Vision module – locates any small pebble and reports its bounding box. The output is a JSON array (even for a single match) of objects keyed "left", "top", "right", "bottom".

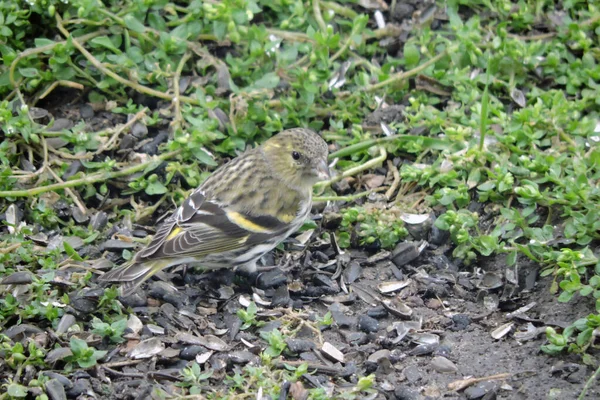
[
  {"left": 430, "top": 356, "right": 458, "bottom": 373},
  {"left": 344, "top": 331, "right": 368, "bottom": 346},
  {"left": 285, "top": 338, "right": 316, "bottom": 353},
  {"left": 367, "top": 305, "right": 388, "bottom": 319},
  {"left": 256, "top": 269, "right": 287, "bottom": 289},
  {"left": 391, "top": 242, "right": 421, "bottom": 267},
  {"left": 394, "top": 386, "right": 420, "bottom": 400},
  {"left": 426, "top": 298, "right": 443, "bottom": 309},
  {"left": 45, "top": 379, "right": 67, "bottom": 400},
  {"left": 358, "top": 315, "right": 379, "bottom": 333},
  {"left": 66, "top": 379, "right": 92, "bottom": 398},
  {"left": 180, "top": 346, "right": 207, "bottom": 361},
  {"left": 56, "top": 314, "right": 76, "bottom": 335},
  {"left": 402, "top": 365, "right": 422, "bottom": 383},
  {"left": 367, "top": 349, "right": 391, "bottom": 363},
  {"left": 79, "top": 104, "right": 94, "bottom": 119},
  {"left": 90, "top": 211, "right": 108, "bottom": 231},
  {"left": 464, "top": 381, "right": 497, "bottom": 399},
  {"left": 451, "top": 314, "right": 471, "bottom": 331}
]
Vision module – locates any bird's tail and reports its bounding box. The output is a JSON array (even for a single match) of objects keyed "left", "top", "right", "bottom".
[{"left": 99, "top": 259, "right": 171, "bottom": 293}]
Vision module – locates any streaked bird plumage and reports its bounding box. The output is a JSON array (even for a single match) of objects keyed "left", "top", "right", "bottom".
[{"left": 99, "top": 128, "right": 329, "bottom": 291}]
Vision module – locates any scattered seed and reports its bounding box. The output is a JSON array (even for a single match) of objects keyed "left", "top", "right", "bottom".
[
  {"left": 431, "top": 356, "right": 458, "bottom": 373},
  {"left": 378, "top": 279, "right": 412, "bottom": 294},
  {"left": 128, "top": 338, "right": 165, "bottom": 359},
  {"left": 321, "top": 342, "right": 344, "bottom": 363},
  {"left": 491, "top": 322, "right": 514, "bottom": 340}
]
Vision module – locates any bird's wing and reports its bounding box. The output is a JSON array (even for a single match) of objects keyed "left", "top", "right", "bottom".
[{"left": 135, "top": 189, "right": 292, "bottom": 261}]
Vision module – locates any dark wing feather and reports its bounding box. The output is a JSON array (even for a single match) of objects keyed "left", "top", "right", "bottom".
[{"left": 135, "top": 189, "right": 292, "bottom": 262}]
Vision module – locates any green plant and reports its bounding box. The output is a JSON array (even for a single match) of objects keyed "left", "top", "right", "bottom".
[
  {"left": 65, "top": 337, "right": 107, "bottom": 369},
  {"left": 338, "top": 205, "right": 409, "bottom": 249},
  {"left": 179, "top": 362, "right": 213, "bottom": 395},
  {"left": 237, "top": 301, "right": 264, "bottom": 330},
  {"left": 91, "top": 317, "right": 127, "bottom": 343},
  {"left": 260, "top": 328, "right": 287, "bottom": 358}
]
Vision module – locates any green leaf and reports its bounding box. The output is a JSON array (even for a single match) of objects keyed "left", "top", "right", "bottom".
[
  {"left": 148, "top": 12, "right": 167, "bottom": 31},
  {"left": 404, "top": 43, "right": 420, "bottom": 67},
  {"left": 0, "top": 26, "right": 12, "bottom": 37},
  {"left": 35, "top": 38, "right": 55, "bottom": 47},
  {"left": 580, "top": 285, "right": 593, "bottom": 296},
  {"left": 89, "top": 36, "right": 121, "bottom": 53},
  {"left": 63, "top": 241, "right": 83, "bottom": 261},
  {"left": 69, "top": 337, "right": 88, "bottom": 356},
  {"left": 193, "top": 148, "right": 217, "bottom": 166},
  {"left": 506, "top": 251, "right": 517, "bottom": 266},
  {"left": 124, "top": 15, "right": 146, "bottom": 33},
  {"left": 557, "top": 291, "right": 574, "bottom": 303},
  {"left": 576, "top": 328, "right": 593, "bottom": 347},
  {"left": 6, "top": 383, "right": 28, "bottom": 397},
  {"left": 145, "top": 181, "right": 168, "bottom": 195},
  {"left": 253, "top": 72, "right": 280, "bottom": 90},
  {"left": 18, "top": 68, "right": 39, "bottom": 78},
  {"left": 77, "top": 357, "right": 97, "bottom": 368}
]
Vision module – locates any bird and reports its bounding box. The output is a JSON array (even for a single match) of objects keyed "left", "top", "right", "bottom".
[{"left": 99, "top": 128, "right": 330, "bottom": 291}]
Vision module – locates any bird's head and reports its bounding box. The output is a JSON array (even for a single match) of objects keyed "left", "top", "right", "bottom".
[{"left": 261, "top": 128, "right": 330, "bottom": 191}]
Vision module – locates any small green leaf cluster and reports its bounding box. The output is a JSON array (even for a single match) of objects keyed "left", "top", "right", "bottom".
[
  {"left": 91, "top": 316, "right": 127, "bottom": 343},
  {"left": 66, "top": 337, "right": 107, "bottom": 369},
  {"left": 338, "top": 205, "right": 409, "bottom": 249}
]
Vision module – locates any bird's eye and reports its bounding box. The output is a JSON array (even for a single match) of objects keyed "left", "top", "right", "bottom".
[{"left": 292, "top": 151, "right": 301, "bottom": 160}]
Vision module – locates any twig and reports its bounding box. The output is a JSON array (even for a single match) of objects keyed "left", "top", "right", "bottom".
[
  {"left": 0, "top": 243, "right": 22, "bottom": 254},
  {"left": 448, "top": 372, "right": 511, "bottom": 391},
  {"left": 38, "top": 80, "right": 85, "bottom": 100},
  {"left": 46, "top": 167, "right": 88, "bottom": 216},
  {"left": 100, "top": 359, "right": 143, "bottom": 368},
  {"left": 322, "top": 1, "right": 358, "bottom": 19},
  {"left": 171, "top": 52, "right": 192, "bottom": 131},
  {"left": 314, "top": 187, "right": 386, "bottom": 203},
  {"left": 0, "top": 150, "right": 181, "bottom": 198},
  {"left": 371, "top": 25, "right": 404, "bottom": 39},
  {"left": 385, "top": 160, "right": 400, "bottom": 200},
  {"left": 266, "top": 28, "right": 315, "bottom": 43},
  {"left": 102, "top": 366, "right": 144, "bottom": 378},
  {"left": 47, "top": 147, "right": 94, "bottom": 160},
  {"left": 312, "top": 0, "right": 328, "bottom": 33},
  {"left": 316, "top": 146, "right": 387, "bottom": 188},
  {"left": 95, "top": 108, "right": 148, "bottom": 155}
]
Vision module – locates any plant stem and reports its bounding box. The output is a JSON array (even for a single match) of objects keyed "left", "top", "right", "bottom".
[
  {"left": 314, "top": 188, "right": 384, "bottom": 203},
  {"left": 313, "top": 0, "right": 328, "bottom": 32},
  {"left": 578, "top": 363, "right": 600, "bottom": 400},
  {"left": 317, "top": 147, "right": 387, "bottom": 188},
  {"left": 334, "top": 50, "right": 448, "bottom": 97},
  {"left": 322, "top": 1, "right": 358, "bottom": 19},
  {"left": 328, "top": 134, "right": 462, "bottom": 160},
  {"left": 0, "top": 150, "right": 181, "bottom": 198}
]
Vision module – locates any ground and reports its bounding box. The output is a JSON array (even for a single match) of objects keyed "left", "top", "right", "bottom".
[{"left": 1, "top": 0, "right": 600, "bottom": 399}]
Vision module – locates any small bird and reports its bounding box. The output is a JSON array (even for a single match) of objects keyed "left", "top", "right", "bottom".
[{"left": 100, "top": 128, "right": 329, "bottom": 291}]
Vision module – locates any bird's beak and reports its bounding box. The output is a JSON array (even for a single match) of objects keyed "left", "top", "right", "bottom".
[{"left": 314, "top": 159, "right": 330, "bottom": 181}]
